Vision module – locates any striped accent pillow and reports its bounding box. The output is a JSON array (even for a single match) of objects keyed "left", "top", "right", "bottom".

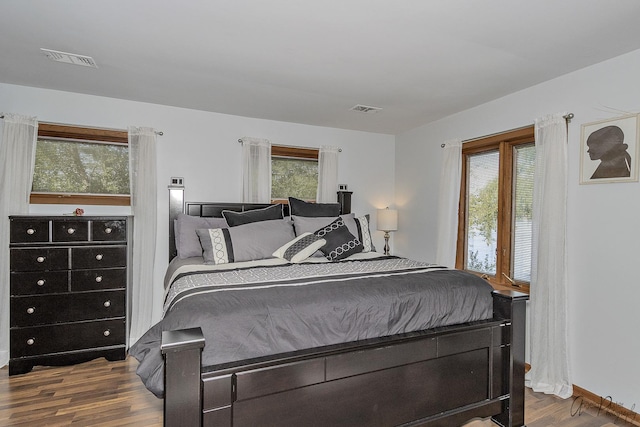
[{"left": 273, "top": 233, "right": 326, "bottom": 263}]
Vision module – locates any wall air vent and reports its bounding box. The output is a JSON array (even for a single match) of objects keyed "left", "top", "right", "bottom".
[
  {"left": 350, "top": 104, "right": 382, "bottom": 114},
  {"left": 40, "top": 48, "right": 98, "bottom": 68}
]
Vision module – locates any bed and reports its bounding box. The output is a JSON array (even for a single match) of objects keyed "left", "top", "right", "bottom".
[{"left": 129, "top": 188, "right": 528, "bottom": 427}]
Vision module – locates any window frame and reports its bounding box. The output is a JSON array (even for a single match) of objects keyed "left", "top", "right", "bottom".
[
  {"left": 455, "top": 126, "right": 534, "bottom": 292},
  {"left": 270, "top": 145, "right": 319, "bottom": 203},
  {"left": 31, "top": 123, "right": 130, "bottom": 206}
]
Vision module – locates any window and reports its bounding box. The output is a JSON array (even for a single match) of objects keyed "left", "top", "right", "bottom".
[
  {"left": 456, "top": 126, "right": 535, "bottom": 291},
  {"left": 31, "top": 123, "right": 130, "bottom": 206},
  {"left": 271, "top": 145, "right": 318, "bottom": 202}
]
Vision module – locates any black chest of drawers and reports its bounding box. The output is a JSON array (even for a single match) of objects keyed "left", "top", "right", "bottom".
[{"left": 9, "top": 215, "right": 131, "bottom": 375}]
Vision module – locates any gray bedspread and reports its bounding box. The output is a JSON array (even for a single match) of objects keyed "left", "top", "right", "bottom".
[{"left": 129, "top": 256, "right": 494, "bottom": 397}]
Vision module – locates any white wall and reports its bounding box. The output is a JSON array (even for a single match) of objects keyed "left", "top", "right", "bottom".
[
  {"left": 0, "top": 82, "right": 395, "bottom": 322},
  {"left": 396, "top": 49, "right": 640, "bottom": 407}
]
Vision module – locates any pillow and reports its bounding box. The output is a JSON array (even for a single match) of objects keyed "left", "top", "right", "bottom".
[
  {"left": 292, "top": 213, "right": 356, "bottom": 236},
  {"left": 293, "top": 213, "right": 375, "bottom": 254},
  {"left": 197, "top": 219, "right": 295, "bottom": 264},
  {"left": 272, "top": 233, "right": 326, "bottom": 263},
  {"left": 175, "top": 213, "right": 228, "bottom": 259},
  {"left": 222, "top": 204, "right": 284, "bottom": 227},
  {"left": 291, "top": 214, "right": 354, "bottom": 256},
  {"left": 313, "top": 217, "right": 363, "bottom": 261},
  {"left": 354, "top": 214, "right": 376, "bottom": 253},
  {"left": 288, "top": 197, "right": 341, "bottom": 217}
]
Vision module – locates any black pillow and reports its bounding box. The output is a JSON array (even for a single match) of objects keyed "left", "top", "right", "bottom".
[
  {"left": 314, "top": 217, "right": 363, "bottom": 261},
  {"left": 289, "top": 197, "right": 341, "bottom": 217},
  {"left": 222, "top": 204, "right": 284, "bottom": 227}
]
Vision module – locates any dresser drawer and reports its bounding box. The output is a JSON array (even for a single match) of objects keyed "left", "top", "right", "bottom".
[
  {"left": 10, "top": 248, "right": 69, "bottom": 272},
  {"left": 10, "top": 219, "right": 50, "bottom": 244},
  {"left": 9, "top": 216, "right": 129, "bottom": 374},
  {"left": 10, "top": 271, "right": 68, "bottom": 295},
  {"left": 72, "top": 246, "right": 126, "bottom": 269},
  {"left": 52, "top": 220, "right": 89, "bottom": 242},
  {"left": 92, "top": 220, "right": 127, "bottom": 242},
  {"left": 71, "top": 268, "right": 126, "bottom": 291},
  {"left": 11, "top": 290, "right": 125, "bottom": 327},
  {"left": 10, "top": 318, "right": 126, "bottom": 357}
]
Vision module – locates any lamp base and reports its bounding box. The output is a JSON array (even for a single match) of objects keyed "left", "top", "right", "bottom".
[{"left": 383, "top": 231, "right": 391, "bottom": 256}]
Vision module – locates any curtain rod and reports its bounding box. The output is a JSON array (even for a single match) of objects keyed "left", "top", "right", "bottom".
[
  {"left": 440, "top": 112, "right": 575, "bottom": 148},
  {"left": 0, "top": 115, "right": 163, "bottom": 135},
  {"left": 238, "top": 139, "right": 342, "bottom": 152}
]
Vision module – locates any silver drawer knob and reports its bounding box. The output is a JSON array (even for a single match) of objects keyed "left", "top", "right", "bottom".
[
  {"left": 36, "top": 256, "right": 46, "bottom": 263},
  {"left": 37, "top": 279, "right": 45, "bottom": 286},
  {"left": 67, "top": 228, "right": 75, "bottom": 234},
  {"left": 26, "top": 338, "right": 35, "bottom": 345},
  {"left": 26, "top": 307, "right": 35, "bottom": 314},
  {"left": 104, "top": 227, "right": 112, "bottom": 234},
  {"left": 95, "top": 275, "right": 103, "bottom": 283},
  {"left": 95, "top": 254, "right": 103, "bottom": 261},
  {"left": 26, "top": 228, "right": 35, "bottom": 235},
  {"left": 103, "top": 300, "right": 111, "bottom": 308},
  {"left": 103, "top": 330, "right": 111, "bottom": 337}
]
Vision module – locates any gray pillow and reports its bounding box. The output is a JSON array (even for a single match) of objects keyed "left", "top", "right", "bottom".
[
  {"left": 175, "top": 213, "right": 228, "bottom": 259},
  {"left": 288, "top": 197, "right": 341, "bottom": 217},
  {"left": 354, "top": 214, "right": 376, "bottom": 253},
  {"left": 197, "top": 219, "right": 295, "bottom": 264},
  {"left": 222, "top": 204, "right": 284, "bottom": 227}
]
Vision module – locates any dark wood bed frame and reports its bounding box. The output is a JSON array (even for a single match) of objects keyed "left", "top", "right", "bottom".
[{"left": 160, "top": 187, "right": 528, "bottom": 426}]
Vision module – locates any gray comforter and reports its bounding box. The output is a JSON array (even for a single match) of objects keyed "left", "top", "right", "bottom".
[{"left": 129, "top": 256, "right": 494, "bottom": 397}]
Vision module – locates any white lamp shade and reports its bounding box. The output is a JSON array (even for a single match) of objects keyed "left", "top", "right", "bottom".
[{"left": 377, "top": 208, "right": 398, "bottom": 232}]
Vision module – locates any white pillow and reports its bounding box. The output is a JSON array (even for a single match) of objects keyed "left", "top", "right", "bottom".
[{"left": 272, "top": 233, "right": 327, "bottom": 263}]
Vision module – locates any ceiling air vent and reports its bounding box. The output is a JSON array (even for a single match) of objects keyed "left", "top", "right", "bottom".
[
  {"left": 350, "top": 104, "right": 382, "bottom": 114},
  {"left": 40, "top": 48, "right": 98, "bottom": 68}
]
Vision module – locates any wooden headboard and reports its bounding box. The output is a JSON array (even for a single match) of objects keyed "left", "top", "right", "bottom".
[
  {"left": 168, "top": 187, "right": 351, "bottom": 261},
  {"left": 183, "top": 201, "right": 289, "bottom": 218}
]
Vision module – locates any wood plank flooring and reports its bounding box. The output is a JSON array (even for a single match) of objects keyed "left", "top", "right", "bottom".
[
  {"left": 0, "top": 356, "right": 635, "bottom": 426},
  {"left": 0, "top": 357, "right": 161, "bottom": 426}
]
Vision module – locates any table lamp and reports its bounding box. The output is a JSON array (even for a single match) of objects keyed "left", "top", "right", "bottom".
[{"left": 377, "top": 207, "right": 398, "bottom": 255}]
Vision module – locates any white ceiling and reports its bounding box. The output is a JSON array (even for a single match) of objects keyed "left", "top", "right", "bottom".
[{"left": 2, "top": 1, "right": 640, "bottom": 135}]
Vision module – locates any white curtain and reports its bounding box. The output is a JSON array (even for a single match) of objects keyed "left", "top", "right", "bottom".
[
  {"left": 435, "top": 139, "right": 462, "bottom": 267},
  {"left": 241, "top": 137, "right": 271, "bottom": 203},
  {"left": 317, "top": 145, "right": 340, "bottom": 203},
  {"left": 526, "top": 113, "right": 573, "bottom": 398},
  {"left": 0, "top": 114, "right": 38, "bottom": 367},
  {"left": 128, "top": 127, "right": 158, "bottom": 345}
]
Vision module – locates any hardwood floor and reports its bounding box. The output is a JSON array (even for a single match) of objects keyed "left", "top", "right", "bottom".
[
  {"left": 0, "top": 357, "right": 162, "bottom": 426},
  {"left": 0, "top": 356, "right": 635, "bottom": 426},
  {"left": 463, "top": 391, "right": 632, "bottom": 427}
]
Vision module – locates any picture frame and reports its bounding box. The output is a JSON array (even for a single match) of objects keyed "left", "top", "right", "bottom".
[{"left": 580, "top": 114, "right": 639, "bottom": 184}]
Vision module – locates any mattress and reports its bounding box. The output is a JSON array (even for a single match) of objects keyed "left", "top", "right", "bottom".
[{"left": 130, "top": 253, "right": 494, "bottom": 397}]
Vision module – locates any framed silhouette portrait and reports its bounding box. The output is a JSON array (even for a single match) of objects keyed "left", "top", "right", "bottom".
[{"left": 580, "top": 114, "right": 639, "bottom": 184}]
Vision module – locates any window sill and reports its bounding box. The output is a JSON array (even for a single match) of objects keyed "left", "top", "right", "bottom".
[
  {"left": 30, "top": 193, "right": 130, "bottom": 206},
  {"left": 460, "top": 269, "right": 530, "bottom": 295},
  {"left": 489, "top": 281, "right": 530, "bottom": 295}
]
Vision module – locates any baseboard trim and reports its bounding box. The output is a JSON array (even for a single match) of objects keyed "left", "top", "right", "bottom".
[{"left": 572, "top": 384, "right": 640, "bottom": 426}]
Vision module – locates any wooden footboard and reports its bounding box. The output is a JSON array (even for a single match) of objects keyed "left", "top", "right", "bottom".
[{"left": 161, "top": 290, "right": 527, "bottom": 427}]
